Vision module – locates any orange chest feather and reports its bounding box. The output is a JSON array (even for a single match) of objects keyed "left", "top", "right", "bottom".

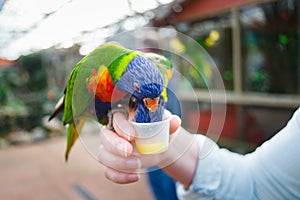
[{"left": 87, "top": 67, "right": 126, "bottom": 102}]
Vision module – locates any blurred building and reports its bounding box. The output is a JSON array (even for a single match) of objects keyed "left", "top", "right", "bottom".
[
  {"left": 0, "top": 0, "right": 299, "bottom": 152},
  {"left": 151, "top": 0, "right": 300, "bottom": 152}
]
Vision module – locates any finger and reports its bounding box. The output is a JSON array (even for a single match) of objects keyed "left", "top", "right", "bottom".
[
  {"left": 98, "top": 145, "right": 141, "bottom": 171},
  {"left": 100, "top": 126, "right": 133, "bottom": 157},
  {"left": 170, "top": 115, "right": 181, "bottom": 135},
  {"left": 113, "top": 112, "right": 135, "bottom": 141},
  {"left": 105, "top": 167, "right": 140, "bottom": 184}
]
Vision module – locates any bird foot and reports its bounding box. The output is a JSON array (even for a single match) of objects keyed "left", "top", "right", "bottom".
[{"left": 107, "top": 106, "right": 129, "bottom": 130}]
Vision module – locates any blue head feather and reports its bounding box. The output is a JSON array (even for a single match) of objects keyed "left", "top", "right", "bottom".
[{"left": 116, "top": 56, "right": 165, "bottom": 123}]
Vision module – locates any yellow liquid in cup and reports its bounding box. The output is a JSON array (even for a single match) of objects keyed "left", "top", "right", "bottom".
[{"left": 135, "top": 141, "right": 168, "bottom": 154}]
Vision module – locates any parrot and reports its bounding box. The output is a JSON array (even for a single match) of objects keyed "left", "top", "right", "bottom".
[{"left": 49, "top": 42, "right": 173, "bottom": 161}]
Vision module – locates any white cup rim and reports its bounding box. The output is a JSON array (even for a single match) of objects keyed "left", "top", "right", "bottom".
[{"left": 129, "top": 110, "right": 172, "bottom": 126}]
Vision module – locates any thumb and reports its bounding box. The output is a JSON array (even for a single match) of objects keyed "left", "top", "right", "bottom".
[{"left": 170, "top": 115, "right": 181, "bottom": 135}]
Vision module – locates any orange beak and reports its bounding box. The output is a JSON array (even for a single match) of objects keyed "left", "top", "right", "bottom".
[{"left": 143, "top": 97, "right": 159, "bottom": 112}]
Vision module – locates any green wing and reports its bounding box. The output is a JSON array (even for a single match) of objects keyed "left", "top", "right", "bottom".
[
  {"left": 61, "top": 42, "right": 139, "bottom": 161},
  {"left": 63, "top": 42, "right": 137, "bottom": 123}
]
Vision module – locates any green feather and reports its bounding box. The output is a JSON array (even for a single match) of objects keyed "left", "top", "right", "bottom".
[
  {"left": 109, "top": 51, "right": 139, "bottom": 83},
  {"left": 63, "top": 42, "right": 137, "bottom": 123}
]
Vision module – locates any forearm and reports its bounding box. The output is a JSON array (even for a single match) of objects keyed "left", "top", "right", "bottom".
[
  {"left": 176, "top": 136, "right": 255, "bottom": 200},
  {"left": 159, "top": 127, "right": 199, "bottom": 188},
  {"left": 176, "top": 107, "right": 300, "bottom": 200}
]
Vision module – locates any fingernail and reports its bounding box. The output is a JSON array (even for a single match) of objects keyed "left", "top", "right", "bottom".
[
  {"left": 127, "top": 173, "right": 140, "bottom": 181},
  {"left": 116, "top": 143, "right": 128, "bottom": 157},
  {"left": 123, "top": 128, "right": 134, "bottom": 141},
  {"left": 127, "top": 133, "right": 131, "bottom": 141},
  {"left": 123, "top": 131, "right": 131, "bottom": 141},
  {"left": 97, "top": 145, "right": 104, "bottom": 158},
  {"left": 126, "top": 158, "right": 141, "bottom": 169}
]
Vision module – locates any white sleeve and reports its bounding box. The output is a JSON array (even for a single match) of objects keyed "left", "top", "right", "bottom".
[{"left": 177, "top": 107, "right": 300, "bottom": 200}]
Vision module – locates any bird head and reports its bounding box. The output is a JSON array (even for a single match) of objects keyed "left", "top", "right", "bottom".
[{"left": 116, "top": 56, "right": 165, "bottom": 123}]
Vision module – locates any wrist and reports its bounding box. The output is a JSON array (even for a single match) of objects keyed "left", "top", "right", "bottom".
[{"left": 158, "top": 128, "right": 199, "bottom": 188}]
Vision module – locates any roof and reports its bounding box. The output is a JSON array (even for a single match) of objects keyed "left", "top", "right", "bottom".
[
  {"left": 0, "top": 58, "right": 15, "bottom": 68},
  {"left": 153, "top": 0, "right": 265, "bottom": 25}
]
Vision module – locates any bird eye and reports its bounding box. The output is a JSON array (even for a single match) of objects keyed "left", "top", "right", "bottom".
[
  {"left": 130, "top": 95, "right": 137, "bottom": 103},
  {"left": 129, "top": 95, "right": 138, "bottom": 110}
]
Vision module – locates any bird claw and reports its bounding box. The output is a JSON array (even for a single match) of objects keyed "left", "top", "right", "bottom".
[{"left": 107, "top": 106, "right": 129, "bottom": 130}]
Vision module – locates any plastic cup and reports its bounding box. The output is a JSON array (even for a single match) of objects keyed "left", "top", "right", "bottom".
[{"left": 129, "top": 110, "right": 172, "bottom": 154}]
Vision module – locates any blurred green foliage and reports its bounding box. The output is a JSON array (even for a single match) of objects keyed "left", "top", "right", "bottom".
[
  {"left": 18, "top": 53, "right": 47, "bottom": 91},
  {"left": 0, "top": 67, "right": 27, "bottom": 136},
  {"left": 0, "top": 53, "right": 48, "bottom": 136},
  {"left": 0, "top": 45, "right": 82, "bottom": 137}
]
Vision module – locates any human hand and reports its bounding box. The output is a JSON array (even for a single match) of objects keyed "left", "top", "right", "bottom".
[{"left": 97, "top": 111, "right": 181, "bottom": 184}]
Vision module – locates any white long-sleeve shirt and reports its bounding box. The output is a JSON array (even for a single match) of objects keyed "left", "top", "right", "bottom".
[{"left": 177, "top": 107, "right": 300, "bottom": 200}]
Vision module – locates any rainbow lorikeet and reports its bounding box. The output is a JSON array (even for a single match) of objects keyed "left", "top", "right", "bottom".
[{"left": 49, "top": 42, "right": 173, "bottom": 161}]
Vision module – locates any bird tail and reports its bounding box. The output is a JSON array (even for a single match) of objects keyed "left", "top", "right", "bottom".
[
  {"left": 48, "top": 95, "right": 65, "bottom": 121},
  {"left": 65, "top": 118, "right": 86, "bottom": 161}
]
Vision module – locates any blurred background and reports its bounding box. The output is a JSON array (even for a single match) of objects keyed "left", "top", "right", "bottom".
[{"left": 0, "top": 0, "right": 299, "bottom": 199}]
